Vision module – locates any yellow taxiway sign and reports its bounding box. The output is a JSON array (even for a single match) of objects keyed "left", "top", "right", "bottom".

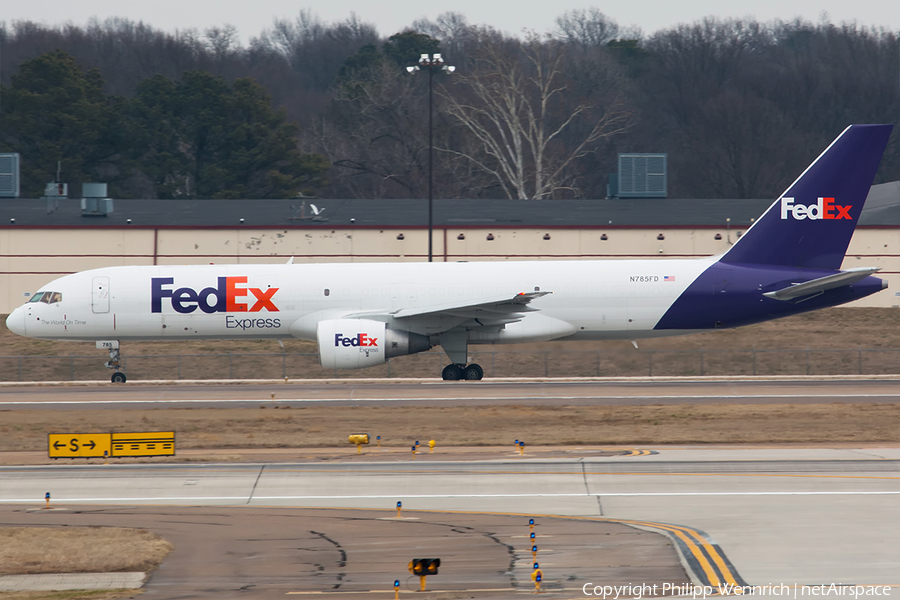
[
  {"left": 111, "top": 431, "right": 176, "bottom": 457},
  {"left": 48, "top": 433, "right": 112, "bottom": 458},
  {"left": 49, "top": 431, "right": 175, "bottom": 458}
]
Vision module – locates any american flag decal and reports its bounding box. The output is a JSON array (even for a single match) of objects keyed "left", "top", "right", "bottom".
[{"left": 664, "top": 275, "right": 675, "bottom": 282}]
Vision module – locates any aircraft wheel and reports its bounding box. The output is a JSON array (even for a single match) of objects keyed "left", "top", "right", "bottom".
[
  {"left": 442, "top": 364, "right": 463, "bottom": 381},
  {"left": 464, "top": 364, "right": 484, "bottom": 380},
  {"left": 111, "top": 372, "right": 127, "bottom": 383}
]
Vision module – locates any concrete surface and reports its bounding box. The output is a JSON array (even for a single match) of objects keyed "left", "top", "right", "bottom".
[
  {"left": 0, "top": 506, "right": 688, "bottom": 599},
  {"left": 2, "top": 447, "right": 898, "bottom": 587},
  {"left": 0, "top": 572, "right": 146, "bottom": 591},
  {"left": 2, "top": 379, "right": 900, "bottom": 409}
]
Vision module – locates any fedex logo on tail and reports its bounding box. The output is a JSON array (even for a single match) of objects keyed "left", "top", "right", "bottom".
[
  {"left": 780, "top": 197, "right": 852, "bottom": 221},
  {"left": 151, "top": 277, "right": 279, "bottom": 314},
  {"left": 334, "top": 333, "right": 379, "bottom": 348}
]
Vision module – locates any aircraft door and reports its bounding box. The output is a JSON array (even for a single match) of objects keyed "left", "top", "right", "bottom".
[{"left": 92, "top": 276, "right": 110, "bottom": 314}]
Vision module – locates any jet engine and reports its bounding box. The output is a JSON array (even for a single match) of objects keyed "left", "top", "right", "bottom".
[{"left": 316, "top": 319, "right": 431, "bottom": 369}]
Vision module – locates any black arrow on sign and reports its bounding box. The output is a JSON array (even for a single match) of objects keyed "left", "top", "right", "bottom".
[
  {"left": 84, "top": 440, "right": 96, "bottom": 450},
  {"left": 53, "top": 441, "right": 66, "bottom": 450}
]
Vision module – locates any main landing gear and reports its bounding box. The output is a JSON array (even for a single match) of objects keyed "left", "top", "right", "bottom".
[
  {"left": 442, "top": 363, "right": 484, "bottom": 381},
  {"left": 438, "top": 331, "right": 483, "bottom": 381},
  {"left": 103, "top": 344, "right": 127, "bottom": 383}
]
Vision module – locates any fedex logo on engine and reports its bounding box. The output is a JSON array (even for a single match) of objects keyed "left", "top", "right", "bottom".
[
  {"left": 780, "top": 197, "right": 852, "bottom": 221},
  {"left": 334, "top": 333, "right": 378, "bottom": 348},
  {"left": 151, "top": 277, "right": 279, "bottom": 314}
]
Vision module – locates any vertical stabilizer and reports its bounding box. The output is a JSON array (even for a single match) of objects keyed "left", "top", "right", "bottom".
[{"left": 721, "top": 124, "right": 892, "bottom": 269}]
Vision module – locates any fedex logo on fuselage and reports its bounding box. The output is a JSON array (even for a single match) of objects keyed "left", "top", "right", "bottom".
[
  {"left": 151, "top": 276, "right": 279, "bottom": 314},
  {"left": 780, "top": 197, "right": 852, "bottom": 221},
  {"left": 334, "top": 333, "right": 378, "bottom": 347}
]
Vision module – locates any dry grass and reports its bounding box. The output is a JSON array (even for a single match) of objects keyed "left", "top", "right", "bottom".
[
  {"left": 0, "top": 527, "right": 172, "bottom": 576},
  {"left": 2, "top": 308, "right": 900, "bottom": 381},
  {"left": 1, "top": 404, "right": 898, "bottom": 454},
  {"left": 2, "top": 307, "right": 898, "bottom": 458}
]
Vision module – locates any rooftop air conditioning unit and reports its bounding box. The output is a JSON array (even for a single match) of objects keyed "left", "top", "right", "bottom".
[{"left": 81, "top": 182, "right": 113, "bottom": 216}]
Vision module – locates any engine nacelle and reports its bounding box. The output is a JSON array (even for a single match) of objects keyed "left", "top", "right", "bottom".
[{"left": 317, "top": 319, "right": 431, "bottom": 370}]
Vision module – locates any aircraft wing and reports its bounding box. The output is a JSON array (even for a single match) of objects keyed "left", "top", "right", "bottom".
[
  {"left": 763, "top": 267, "right": 881, "bottom": 301},
  {"left": 345, "top": 291, "right": 551, "bottom": 325}
]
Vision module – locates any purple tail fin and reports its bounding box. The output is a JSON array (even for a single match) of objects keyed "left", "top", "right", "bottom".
[{"left": 721, "top": 124, "right": 892, "bottom": 270}]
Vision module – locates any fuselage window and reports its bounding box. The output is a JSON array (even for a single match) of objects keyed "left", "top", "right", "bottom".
[{"left": 28, "top": 292, "right": 45, "bottom": 303}]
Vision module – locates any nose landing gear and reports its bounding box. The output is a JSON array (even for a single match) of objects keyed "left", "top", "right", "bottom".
[{"left": 100, "top": 342, "right": 127, "bottom": 383}]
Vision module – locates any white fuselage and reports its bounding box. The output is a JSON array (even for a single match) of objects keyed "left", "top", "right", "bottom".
[{"left": 7, "top": 259, "right": 714, "bottom": 344}]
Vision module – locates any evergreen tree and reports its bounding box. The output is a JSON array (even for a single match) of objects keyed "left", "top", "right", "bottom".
[
  {"left": 0, "top": 50, "right": 122, "bottom": 196},
  {"left": 126, "top": 71, "right": 330, "bottom": 198}
]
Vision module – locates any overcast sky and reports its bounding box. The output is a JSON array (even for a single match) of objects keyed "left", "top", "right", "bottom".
[{"left": 3, "top": 0, "right": 897, "bottom": 45}]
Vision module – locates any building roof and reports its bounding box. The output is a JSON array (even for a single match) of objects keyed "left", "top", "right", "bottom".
[{"left": 1, "top": 183, "right": 897, "bottom": 229}]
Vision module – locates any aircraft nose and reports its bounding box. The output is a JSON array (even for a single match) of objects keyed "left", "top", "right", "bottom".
[{"left": 6, "top": 308, "right": 26, "bottom": 337}]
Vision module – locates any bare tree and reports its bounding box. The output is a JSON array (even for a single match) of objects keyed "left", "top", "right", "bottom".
[
  {"left": 255, "top": 11, "right": 378, "bottom": 92},
  {"left": 643, "top": 18, "right": 770, "bottom": 130},
  {"left": 411, "top": 12, "right": 480, "bottom": 65},
  {"left": 441, "top": 33, "right": 632, "bottom": 199},
  {"left": 553, "top": 8, "right": 620, "bottom": 47},
  {"left": 678, "top": 90, "right": 805, "bottom": 198},
  {"left": 205, "top": 24, "right": 240, "bottom": 58},
  {"left": 305, "top": 61, "right": 429, "bottom": 199}
]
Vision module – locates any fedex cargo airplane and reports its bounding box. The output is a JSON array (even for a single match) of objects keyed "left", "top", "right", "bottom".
[{"left": 5, "top": 124, "right": 893, "bottom": 382}]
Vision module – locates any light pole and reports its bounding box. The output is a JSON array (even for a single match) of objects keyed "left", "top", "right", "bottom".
[{"left": 407, "top": 53, "right": 454, "bottom": 262}]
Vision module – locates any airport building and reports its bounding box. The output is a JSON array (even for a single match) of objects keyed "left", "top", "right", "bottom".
[{"left": 1, "top": 182, "right": 898, "bottom": 314}]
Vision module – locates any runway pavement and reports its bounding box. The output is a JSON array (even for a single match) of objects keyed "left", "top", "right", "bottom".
[
  {"left": 2, "top": 447, "right": 899, "bottom": 590},
  {"left": 2, "top": 379, "right": 898, "bottom": 596},
  {"left": 1, "top": 506, "right": 693, "bottom": 599},
  {"left": 2, "top": 378, "right": 899, "bottom": 409}
]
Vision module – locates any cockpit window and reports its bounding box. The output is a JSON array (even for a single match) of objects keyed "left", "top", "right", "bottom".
[{"left": 28, "top": 291, "right": 62, "bottom": 304}]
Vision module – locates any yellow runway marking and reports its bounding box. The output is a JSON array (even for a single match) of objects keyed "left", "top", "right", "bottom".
[
  {"left": 287, "top": 587, "right": 589, "bottom": 595},
  {"left": 624, "top": 519, "right": 738, "bottom": 586}
]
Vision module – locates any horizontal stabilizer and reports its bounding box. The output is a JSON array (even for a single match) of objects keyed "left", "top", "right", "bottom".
[{"left": 763, "top": 267, "right": 881, "bottom": 301}]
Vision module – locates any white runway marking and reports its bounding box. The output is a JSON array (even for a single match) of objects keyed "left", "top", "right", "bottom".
[
  {"left": 3, "top": 491, "right": 899, "bottom": 503},
  {"left": 1, "top": 393, "right": 899, "bottom": 406}
]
